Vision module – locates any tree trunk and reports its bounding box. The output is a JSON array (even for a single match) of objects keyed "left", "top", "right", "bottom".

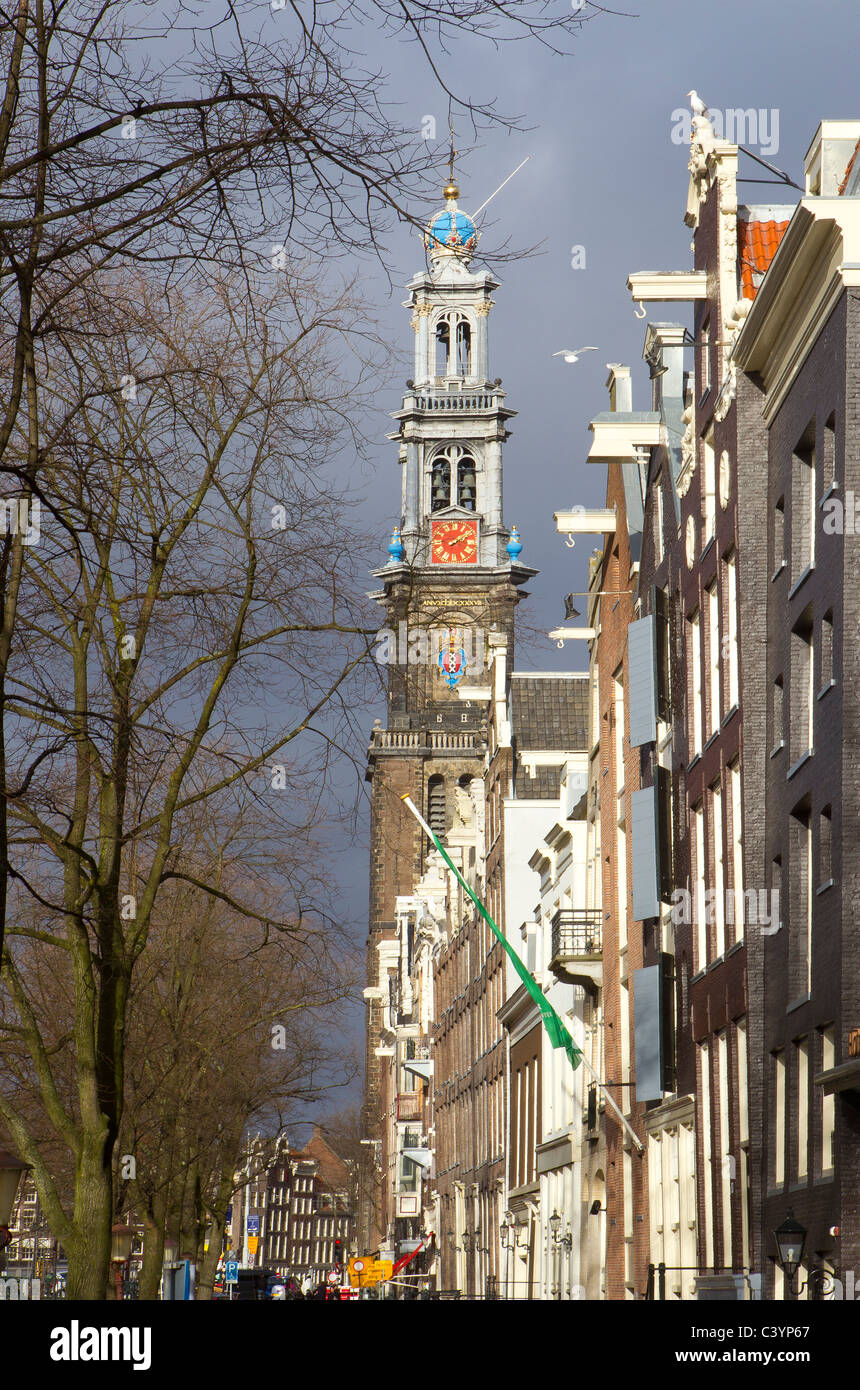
[
  {"left": 65, "top": 1144, "right": 113, "bottom": 1300},
  {"left": 138, "top": 1196, "right": 168, "bottom": 1301}
]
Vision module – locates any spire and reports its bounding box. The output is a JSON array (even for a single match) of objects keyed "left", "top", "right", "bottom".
[{"left": 423, "top": 121, "right": 478, "bottom": 266}]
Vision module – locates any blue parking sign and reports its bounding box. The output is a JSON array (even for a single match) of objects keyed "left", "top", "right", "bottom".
[{"left": 225, "top": 1261, "right": 239, "bottom": 1284}]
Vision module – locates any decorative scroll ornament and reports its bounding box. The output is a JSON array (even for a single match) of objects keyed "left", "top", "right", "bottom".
[{"left": 676, "top": 403, "right": 696, "bottom": 498}]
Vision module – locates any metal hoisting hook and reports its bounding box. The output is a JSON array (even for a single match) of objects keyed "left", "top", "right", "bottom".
[
  {"left": 634, "top": 300, "right": 647, "bottom": 319},
  {"left": 564, "top": 535, "right": 576, "bottom": 549}
]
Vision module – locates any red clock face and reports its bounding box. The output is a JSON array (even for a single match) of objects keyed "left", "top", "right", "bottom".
[{"left": 431, "top": 519, "right": 478, "bottom": 564}]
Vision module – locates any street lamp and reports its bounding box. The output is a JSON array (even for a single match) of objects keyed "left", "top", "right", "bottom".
[
  {"left": 0, "top": 1151, "right": 31, "bottom": 1268},
  {"left": 110, "top": 1223, "right": 135, "bottom": 1301},
  {"left": 774, "top": 1210, "right": 806, "bottom": 1296}
]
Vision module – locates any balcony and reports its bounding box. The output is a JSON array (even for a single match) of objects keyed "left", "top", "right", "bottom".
[
  {"left": 549, "top": 909, "right": 603, "bottom": 991},
  {"left": 397, "top": 1091, "right": 422, "bottom": 1122}
]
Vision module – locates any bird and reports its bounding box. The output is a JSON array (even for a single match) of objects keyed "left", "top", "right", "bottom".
[
  {"left": 687, "top": 89, "right": 710, "bottom": 117},
  {"left": 551, "top": 346, "right": 598, "bottom": 364},
  {"left": 563, "top": 594, "right": 581, "bottom": 621}
]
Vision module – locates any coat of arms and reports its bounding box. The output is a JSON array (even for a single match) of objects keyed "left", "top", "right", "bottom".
[{"left": 438, "top": 628, "right": 467, "bottom": 689}]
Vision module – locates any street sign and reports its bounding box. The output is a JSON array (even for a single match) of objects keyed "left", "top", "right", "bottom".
[
  {"left": 327, "top": 1270, "right": 340, "bottom": 1285},
  {"left": 348, "top": 1257, "right": 393, "bottom": 1288},
  {"left": 225, "top": 1261, "right": 239, "bottom": 1284},
  {"left": 247, "top": 1236, "right": 259, "bottom": 1255},
  {"left": 247, "top": 1215, "right": 260, "bottom": 1234}
]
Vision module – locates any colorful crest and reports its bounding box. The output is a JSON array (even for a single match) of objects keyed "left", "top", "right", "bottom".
[{"left": 438, "top": 629, "right": 467, "bottom": 689}]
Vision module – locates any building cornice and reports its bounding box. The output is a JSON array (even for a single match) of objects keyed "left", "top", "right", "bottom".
[{"left": 734, "top": 198, "right": 860, "bottom": 421}]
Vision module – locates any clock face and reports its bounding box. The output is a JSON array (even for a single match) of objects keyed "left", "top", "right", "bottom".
[{"left": 431, "top": 518, "right": 479, "bottom": 564}]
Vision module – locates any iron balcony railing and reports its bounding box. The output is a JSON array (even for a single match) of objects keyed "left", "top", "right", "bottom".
[{"left": 550, "top": 908, "right": 602, "bottom": 961}]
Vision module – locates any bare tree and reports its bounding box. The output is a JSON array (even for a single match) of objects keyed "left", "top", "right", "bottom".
[{"left": 0, "top": 265, "right": 377, "bottom": 1297}]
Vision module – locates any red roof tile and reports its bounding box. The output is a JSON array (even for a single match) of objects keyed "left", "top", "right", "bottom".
[
  {"left": 737, "top": 218, "right": 790, "bottom": 299},
  {"left": 838, "top": 136, "right": 860, "bottom": 195}
]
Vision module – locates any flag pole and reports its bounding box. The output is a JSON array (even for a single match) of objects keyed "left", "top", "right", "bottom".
[
  {"left": 400, "top": 794, "right": 581, "bottom": 1070},
  {"left": 400, "top": 793, "right": 644, "bottom": 1154}
]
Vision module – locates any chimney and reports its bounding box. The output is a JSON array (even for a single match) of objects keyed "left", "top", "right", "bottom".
[
  {"left": 605, "top": 363, "right": 632, "bottom": 413},
  {"left": 804, "top": 119, "right": 860, "bottom": 196}
]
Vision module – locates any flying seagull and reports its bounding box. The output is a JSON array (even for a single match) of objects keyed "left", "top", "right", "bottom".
[
  {"left": 552, "top": 346, "right": 598, "bottom": 364},
  {"left": 687, "top": 89, "right": 710, "bottom": 117}
]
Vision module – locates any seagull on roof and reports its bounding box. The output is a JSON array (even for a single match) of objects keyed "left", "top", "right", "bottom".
[
  {"left": 552, "top": 346, "right": 598, "bottom": 364},
  {"left": 687, "top": 89, "right": 710, "bottom": 117}
]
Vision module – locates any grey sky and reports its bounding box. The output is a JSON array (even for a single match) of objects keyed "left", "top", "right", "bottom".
[{"left": 292, "top": 0, "right": 857, "bottom": 1105}]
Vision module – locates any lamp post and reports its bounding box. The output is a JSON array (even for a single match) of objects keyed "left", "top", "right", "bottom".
[
  {"left": 500, "top": 1212, "right": 515, "bottom": 1300},
  {"left": 774, "top": 1210, "right": 807, "bottom": 1300},
  {"left": 549, "top": 1209, "right": 573, "bottom": 1299},
  {"left": 110, "top": 1223, "right": 135, "bottom": 1301},
  {"left": 0, "top": 1151, "right": 31, "bottom": 1273}
]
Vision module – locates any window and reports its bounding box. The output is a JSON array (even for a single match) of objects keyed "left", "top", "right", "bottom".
[
  {"left": 707, "top": 583, "right": 720, "bottom": 736},
  {"left": 723, "top": 551, "right": 739, "bottom": 710},
  {"left": 431, "top": 454, "right": 451, "bottom": 511},
  {"left": 821, "top": 414, "right": 836, "bottom": 495},
  {"left": 430, "top": 444, "right": 477, "bottom": 512},
  {"left": 711, "top": 782, "right": 725, "bottom": 958},
  {"left": 434, "top": 312, "right": 473, "bottom": 377},
  {"left": 694, "top": 803, "right": 706, "bottom": 970},
  {"left": 729, "top": 762, "right": 743, "bottom": 940},
  {"left": 654, "top": 477, "right": 664, "bottom": 565},
  {"left": 773, "top": 496, "right": 785, "bottom": 576},
  {"left": 820, "top": 1027, "right": 835, "bottom": 1174},
  {"left": 819, "top": 610, "right": 833, "bottom": 692},
  {"left": 791, "top": 429, "right": 815, "bottom": 582},
  {"left": 699, "top": 316, "right": 711, "bottom": 398},
  {"left": 772, "top": 676, "right": 784, "bottom": 754},
  {"left": 773, "top": 1051, "right": 786, "bottom": 1188},
  {"left": 818, "top": 805, "right": 832, "bottom": 886},
  {"left": 700, "top": 1043, "right": 714, "bottom": 1268},
  {"left": 796, "top": 1037, "right": 809, "bottom": 1180},
  {"left": 690, "top": 610, "right": 702, "bottom": 755},
  {"left": 455, "top": 317, "right": 472, "bottom": 375},
  {"left": 457, "top": 456, "right": 476, "bottom": 510},
  {"left": 613, "top": 667, "right": 625, "bottom": 791},
  {"left": 717, "top": 1032, "right": 732, "bottom": 1265},
  {"left": 788, "top": 805, "right": 813, "bottom": 998},
  {"left": 703, "top": 432, "right": 716, "bottom": 544},
  {"left": 790, "top": 609, "right": 814, "bottom": 766},
  {"left": 427, "top": 775, "right": 446, "bottom": 835}
]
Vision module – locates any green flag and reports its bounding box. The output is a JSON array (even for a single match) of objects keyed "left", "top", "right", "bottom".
[{"left": 402, "top": 795, "right": 582, "bottom": 1072}]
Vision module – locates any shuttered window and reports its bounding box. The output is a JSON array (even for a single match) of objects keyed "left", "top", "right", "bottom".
[
  {"left": 628, "top": 615, "right": 657, "bottom": 747},
  {"left": 631, "top": 785, "right": 660, "bottom": 921}
]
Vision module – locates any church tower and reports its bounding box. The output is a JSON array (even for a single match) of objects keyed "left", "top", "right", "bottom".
[{"left": 361, "top": 179, "right": 534, "bottom": 1254}]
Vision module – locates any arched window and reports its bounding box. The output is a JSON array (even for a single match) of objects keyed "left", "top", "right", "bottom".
[
  {"left": 435, "top": 318, "right": 450, "bottom": 376},
  {"left": 427, "top": 775, "right": 447, "bottom": 835},
  {"left": 457, "top": 456, "right": 477, "bottom": 511},
  {"left": 455, "top": 318, "right": 472, "bottom": 375},
  {"left": 430, "top": 444, "right": 477, "bottom": 513},
  {"left": 431, "top": 455, "right": 451, "bottom": 512},
  {"left": 434, "top": 313, "right": 472, "bottom": 377}
]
